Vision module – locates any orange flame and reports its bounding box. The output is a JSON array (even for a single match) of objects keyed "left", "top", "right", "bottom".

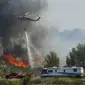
[
  {"left": 3, "top": 55, "right": 29, "bottom": 68},
  {"left": 35, "top": 60, "right": 40, "bottom": 65}
]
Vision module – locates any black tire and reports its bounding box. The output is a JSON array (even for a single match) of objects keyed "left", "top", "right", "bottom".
[
  {"left": 75, "top": 75, "right": 81, "bottom": 78},
  {"left": 8, "top": 77, "right": 12, "bottom": 79}
]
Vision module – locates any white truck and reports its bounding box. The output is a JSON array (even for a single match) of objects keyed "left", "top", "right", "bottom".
[{"left": 40, "top": 66, "right": 84, "bottom": 77}]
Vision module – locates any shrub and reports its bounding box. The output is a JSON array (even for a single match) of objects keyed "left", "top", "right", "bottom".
[
  {"left": 8, "top": 80, "right": 22, "bottom": 85},
  {"left": 52, "top": 78, "right": 71, "bottom": 84},
  {"left": 22, "top": 73, "right": 32, "bottom": 85},
  {"left": 0, "top": 71, "right": 4, "bottom": 78},
  {"left": 72, "top": 80, "right": 83, "bottom": 85},
  {"left": 0, "top": 80, "right": 5, "bottom": 85},
  {"left": 30, "top": 78, "right": 41, "bottom": 84}
]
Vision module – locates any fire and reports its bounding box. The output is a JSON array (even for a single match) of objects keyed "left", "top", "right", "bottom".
[
  {"left": 35, "top": 60, "right": 40, "bottom": 65},
  {"left": 3, "top": 55, "right": 29, "bottom": 68}
]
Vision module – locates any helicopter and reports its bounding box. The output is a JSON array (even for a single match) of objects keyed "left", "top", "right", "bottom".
[{"left": 17, "top": 12, "right": 41, "bottom": 22}]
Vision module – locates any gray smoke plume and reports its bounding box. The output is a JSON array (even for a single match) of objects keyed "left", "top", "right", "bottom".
[{"left": 0, "top": 0, "right": 47, "bottom": 57}]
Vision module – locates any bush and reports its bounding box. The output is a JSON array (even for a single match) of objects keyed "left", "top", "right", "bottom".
[
  {"left": 30, "top": 78, "right": 41, "bottom": 84},
  {"left": 0, "top": 80, "right": 5, "bottom": 85},
  {"left": 0, "top": 79, "right": 22, "bottom": 85},
  {"left": 8, "top": 80, "right": 22, "bottom": 85},
  {"left": 22, "top": 73, "right": 32, "bottom": 85},
  {"left": 0, "top": 77, "right": 85, "bottom": 85},
  {"left": 72, "top": 80, "right": 83, "bottom": 85},
  {"left": 53, "top": 79, "right": 71, "bottom": 84},
  {"left": 52, "top": 78, "right": 84, "bottom": 85}
]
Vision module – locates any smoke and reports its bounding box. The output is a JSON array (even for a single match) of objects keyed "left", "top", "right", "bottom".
[
  {"left": 0, "top": 0, "right": 48, "bottom": 61},
  {"left": 2, "top": 0, "right": 82, "bottom": 66}
]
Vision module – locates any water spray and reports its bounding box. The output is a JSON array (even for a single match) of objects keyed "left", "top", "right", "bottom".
[{"left": 24, "top": 28, "right": 35, "bottom": 68}]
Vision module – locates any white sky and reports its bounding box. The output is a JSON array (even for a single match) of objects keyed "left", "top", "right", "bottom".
[
  {"left": 39, "top": 0, "right": 85, "bottom": 66},
  {"left": 38, "top": 0, "right": 85, "bottom": 66},
  {"left": 47, "top": 0, "right": 85, "bottom": 31}
]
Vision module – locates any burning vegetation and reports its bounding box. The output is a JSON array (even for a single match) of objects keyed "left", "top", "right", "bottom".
[
  {"left": 3, "top": 55, "right": 40, "bottom": 68},
  {"left": 3, "top": 55, "right": 29, "bottom": 68}
]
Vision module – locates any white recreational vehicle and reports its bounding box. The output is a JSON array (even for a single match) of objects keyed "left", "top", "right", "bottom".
[{"left": 40, "top": 67, "right": 84, "bottom": 77}]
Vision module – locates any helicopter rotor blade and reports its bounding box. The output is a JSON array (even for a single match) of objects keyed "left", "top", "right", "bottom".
[{"left": 25, "top": 12, "right": 30, "bottom": 16}]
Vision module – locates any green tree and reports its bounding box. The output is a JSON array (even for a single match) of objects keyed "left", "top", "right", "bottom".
[
  {"left": 66, "top": 56, "right": 71, "bottom": 67},
  {"left": 66, "top": 43, "right": 85, "bottom": 68},
  {"left": 44, "top": 51, "right": 60, "bottom": 67}
]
